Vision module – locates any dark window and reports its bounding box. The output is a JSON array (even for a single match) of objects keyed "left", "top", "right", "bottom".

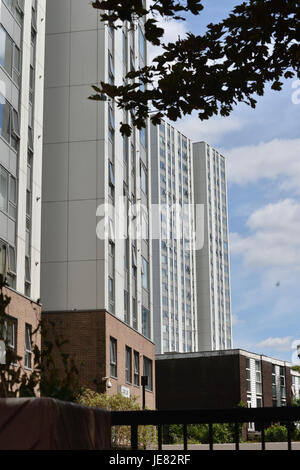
[
  {"left": 125, "top": 346, "right": 132, "bottom": 384},
  {"left": 134, "top": 351, "right": 139, "bottom": 386},
  {"left": 110, "top": 337, "right": 117, "bottom": 378},
  {"left": 143, "top": 356, "right": 153, "bottom": 391},
  {"left": 24, "top": 324, "right": 32, "bottom": 369}
]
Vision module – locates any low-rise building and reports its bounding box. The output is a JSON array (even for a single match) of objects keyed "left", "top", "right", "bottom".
[{"left": 156, "top": 349, "right": 299, "bottom": 411}]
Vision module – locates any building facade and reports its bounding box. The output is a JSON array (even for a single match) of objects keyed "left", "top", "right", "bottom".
[
  {"left": 193, "top": 141, "right": 232, "bottom": 351},
  {"left": 41, "top": 0, "right": 155, "bottom": 404},
  {"left": 151, "top": 121, "right": 197, "bottom": 354},
  {"left": 156, "top": 349, "right": 298, "bottom": 412},
  {"left": 0, "top": 0, "right": 45, "bottom": 366}
]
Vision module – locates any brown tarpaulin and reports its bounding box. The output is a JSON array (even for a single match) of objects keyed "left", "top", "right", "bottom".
[{"left": 0, "top": 397, "right": 111, "bottom": 450}]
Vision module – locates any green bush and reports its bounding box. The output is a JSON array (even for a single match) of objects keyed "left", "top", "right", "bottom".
[
  {"left": 168, "top": 422, "right": 241, "bottom": 444},
  {"left": 264, "top": 425, "right": 287, "bottom": 442},
  {"left": 77, "top": 388, "right": 157, "bottom": 449}
]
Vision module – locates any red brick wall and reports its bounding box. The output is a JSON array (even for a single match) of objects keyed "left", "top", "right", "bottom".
[
  {"left": 4, "top": 287, "right": 41, "bottom": 367},
  {"left": 261, "top": 360, "right": 273, "bottom": 407},
  {"left": 42, "top": 310, "right": 156, "bottom": 409}
]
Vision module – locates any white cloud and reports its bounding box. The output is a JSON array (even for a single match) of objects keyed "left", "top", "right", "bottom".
[
  {"left": 176, "top": 114, "right": 244, "bottom": 145},
  {"left": 230, "top": 199, "right": 300, "bottom": 268},
  {"left": 148, "top": 18, "right": 188, "bottom": 65},
  {"left": 224, "top": 138, "right": 300, "bottom": 192},
  {"left": 257, "top": 336, "right": 293, "bottom": 352}
]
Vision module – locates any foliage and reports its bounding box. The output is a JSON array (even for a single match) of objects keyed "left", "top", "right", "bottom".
[
  {"left": 264, "top": 424, "right": 288, "bottom": 442},
  {"left": 90, "top": 0, "right": 300, "bottom": 136},
  {"left": 168, "top": 422, "right": 242, "bottom": 444},
  {"left": 0, "top": 276, "right": 79, "bottom": 401},
  {"left": 77, "top": 388, "right": 157, "bottom": 449},
  {"left": 291, "top": 365, "right": 300, "bottom": 373}
]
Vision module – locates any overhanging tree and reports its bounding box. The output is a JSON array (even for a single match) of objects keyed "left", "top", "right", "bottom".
[{"left": 90, "top": 0, "right": 300, "bottom": 135}]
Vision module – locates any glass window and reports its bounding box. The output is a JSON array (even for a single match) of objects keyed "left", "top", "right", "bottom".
[
  {"left": 0, "top": 99, "right": 11, "bottom": 144},
  {"left": 24, "top": 324, "right": 32, "bottom": 369},
  {"left": 142, "top": 307, "right": 150, "bottom": 338},
  {"left": 138, "top": 26, "right": 145, "bottom": 62},
  {"left": 0, "top": 242, "right": 7, "bottom": 277},
  {"left": 141, "top": 257, "right": 148, "bottom": 290},
  {"left": 143, "top": 356, "right": 153, "bottom": 391},
  {"left": 110, "top": 337, "right": 117, "bottom": 377},
  {"left": 108, "top": 277, "right": 114, "bottom": 301},
  {"left": 25, "top": 256, "right": 31, "bottom": 283},
  {"left": 140, "top": 127, "right": 146, "bottom": 149},
  {"left": 134, "top": 351, "right": 140, "bottom": 386},
  {"left": 0, "top": 167, "right": 8, "bottom": 211},
  {"left": 140, "top": 163, "right": 147, "bottom": 195},
  {"left": 0, "top": 26, "right": 13, "bottom": 76},
  {"left": 125, "top": 346, "right": 132, "bottom": 383}
]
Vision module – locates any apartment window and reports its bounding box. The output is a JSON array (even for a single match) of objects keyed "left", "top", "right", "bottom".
[
  {"left": 138, "top": 26, "right": 145, "bottom": 63},
  {"left": 110, "top": 337, "right": 117, "bottom": 378},
  {"left": 141, "top": 211, "right": 148, "bottom": 241},
  {"left": 124, "top": 290, "right": 129, "bottom": 324},
  {"left": 140, "top": 127, "right": 146, "bottom": 149},
  {"left": 108, "top": 106, "right": 115, "bottom": 142},
  {"left": 0, "top": 98, "right": 20, "bottom": 150},
  {"left": 255, "top": 360, "right": 262, "bottom": 395},
  {"left": 125, "top": 346, "right": 132, "bottom": 384},
  {"left": 132, "top": 297, "right": 137, "bottom": 330},
  {"left": 1, "top": 317, "right": 17, "bottom": 352},
  {"left": 132, "top": 245, "right": 137, "bottom": 268},
  {"left": 108, "top": 276, "right": 114, "bottom": 313},
  {"left": 272, "top": 365, "right": 277, "bottom": 399},
  {"left": 108, "top": 160, "right": 115, "bottom": 199},
  {"left": 143, "top": 356, "right": 153, "bottom": 391},
  {"left": 134, "top": 351, "right": 140, "bottom": 386},
  {"left": 3, "top": 0, "right": 24, "bottom": 23},
  {"left": 142, "top": 307, "right": 150, "bottom": 338},
  {"left": 280, "top": 366, "right": 286, "bottom": 399},
  {"left": 0, "top": 241, "right": 16, "bottom": 288},
  {"left": 141, "top": 257, "right": 149, "bottom": 290},
  {"left": 246, "top": 358, "right": 251, "bottom": 393},
  {"left": 0, "top": 166, "right": 8, "bottom": 212},
  {"left": 108, "top": 52, "right": 114, "bottom": 85},
  {"left": 24, "top": 324, "right": 32, "bottom": 369},
  {"left": 140, "top": 163, "right": 147, "bottom": 195}
]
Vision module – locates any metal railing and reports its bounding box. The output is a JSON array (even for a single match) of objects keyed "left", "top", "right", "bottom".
[{"left": 111, "top": 407, "right": 300, "bottom": 451}]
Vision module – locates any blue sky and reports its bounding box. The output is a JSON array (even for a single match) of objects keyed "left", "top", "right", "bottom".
[{"left": 154, "top": 0, "right": 300, "bottom": 362}]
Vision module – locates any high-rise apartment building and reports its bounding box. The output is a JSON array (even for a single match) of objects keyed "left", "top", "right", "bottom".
[
  {"left": 193, "top": 141, "right": 232, "bottom": 351},
  {"left": 41, "top": 0, "right": 155, "bottom": 407},
  {"left": 0, "top": 0, "right": 45, "bottom": 364},
  {"left": 151, "top": 121, "right": 198, "bottom": 354}
]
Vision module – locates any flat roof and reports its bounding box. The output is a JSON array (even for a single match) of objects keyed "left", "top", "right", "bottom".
[{"left": 156, "top": 348, "right": 297, "bottom": 369}]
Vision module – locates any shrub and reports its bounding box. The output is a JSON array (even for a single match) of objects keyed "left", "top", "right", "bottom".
[
  {"left": 264, "top": 425, "right": 287, "bottom": 442},
  {"left": 77, "top": 388, "right": 157, "bottom": 449}
]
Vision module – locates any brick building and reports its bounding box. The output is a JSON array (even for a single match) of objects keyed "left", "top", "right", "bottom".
[
  {"left": 0, "top": 0, "right": 46, "bottom": 373},
  {"left": 156, "top": 349, "right": 300, "bottom": 413},
  {"left": 2, "top": 286, "right": 40, "bottom": 372},
  {"left": 43, "top": 309, "right": 155, "bottom": 409}
]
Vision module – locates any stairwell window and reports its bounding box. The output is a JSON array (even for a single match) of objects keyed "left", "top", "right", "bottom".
[
  {"left": 125, "top": 346, "right": 132, "bottom": 384},
  {"left": 24, "top": 324, "right": 32, "bottom": 369},
  {"left": 110, "top": 337, "right": 117, "bottom": 378},
  {"left": 134, "top": 351, "right": 140, "bottom": 386}
]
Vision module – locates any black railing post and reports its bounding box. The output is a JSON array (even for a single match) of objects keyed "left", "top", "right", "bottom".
[
  {"left": 287, "top": 421, "right": 292, "bottom": 451},
  {"left": 234, "top": 422, "right": 239, "bottom": 451},
  {"left": 157, "top": 424, "right": 163, "bottom": 451},
  {"left": 131, "top": 424, "right": 138, "bottom": 451},
  {"left": 183, "top": 424, "right": 188, "bottom": 451},
  {"left": 261, "top": 424, "right": 265, "bottom": 451},
  {"left": 209, "top": 423, "right": 213, "bottom": 451}
]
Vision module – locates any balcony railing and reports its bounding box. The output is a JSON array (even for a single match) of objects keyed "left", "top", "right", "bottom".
[{"left": 111, "top": 407, "right": 300, "bottom": 451}]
